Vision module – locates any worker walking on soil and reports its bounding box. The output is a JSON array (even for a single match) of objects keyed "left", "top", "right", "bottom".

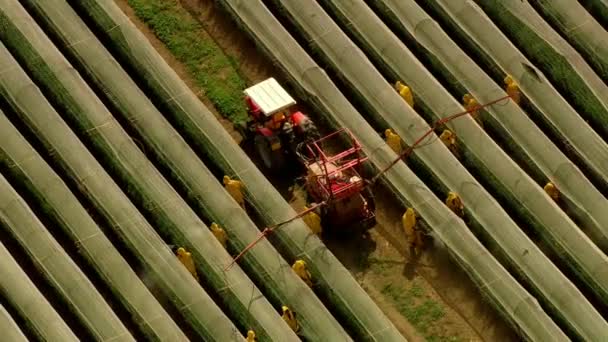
[
  {"left": 385, "top": 128, "right": 402, "bottom": 155},
  {"left": 302, "top": 205, "right": 322, "bottom": 236},
  {"left": 463, "top": 93, "right": 482, "bottom": 127},
  {"left": 394, "top": 80, "right": 414, "bottom": 108},
  {"left": 176, "top": 247, "right": 199, "bottom": 282},
  {"left": 402, "top": 208, "right": 423, "bottom": 257},
  {"left": 246, "top": 330, "right": 257, "bottom": 342},
  {"left": 210, "top": 222, "right": 228, "bottom": 249},
  {"left": 446, "top": 192, "right": 465, "bottom": 218},
  {"left": 439, "top": 129, "right": 458, "bottom": 155},
  {"left": 223, "top": 175, "right": 245, "bottom": 208},
  {"left": 504, "top": 75, "right": 521, "bottom": 105},
  {"left": 292, "top": 259, "right": 313, "bottom": 287},
  {"left": 281, "top": 306, "right": 300, "bottom": 333},
  {"left": 544, "top": 182, "right": 560, "bottom": 201}
]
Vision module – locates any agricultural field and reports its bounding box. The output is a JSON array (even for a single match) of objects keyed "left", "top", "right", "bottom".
[{"left": 0, "top": 0, "right": 607, "bottom": 341}]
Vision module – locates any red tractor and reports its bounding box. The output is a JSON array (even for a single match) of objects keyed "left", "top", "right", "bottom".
[
  {"left": 245, "top": 78, "right": 375, "bottom": 230},
  {"left": 244, "top": 78, "right": 320, "bottom": 169}
]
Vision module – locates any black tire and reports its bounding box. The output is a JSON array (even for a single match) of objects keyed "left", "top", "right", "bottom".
[{"left": 254, "top": 134, "right": 285, "bottom": 170}]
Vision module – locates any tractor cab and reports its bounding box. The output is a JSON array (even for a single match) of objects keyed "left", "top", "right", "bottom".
[
  {"left": 303, "top": 129, "right": 376, "bottom": 230},
  {"left": 244, "top": 78, "right": 319, "bottom": 170}
]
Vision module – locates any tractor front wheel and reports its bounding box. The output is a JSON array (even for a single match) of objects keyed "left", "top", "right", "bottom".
[{"left": 254, "top": 134, "right": 285, "bottom": 170}]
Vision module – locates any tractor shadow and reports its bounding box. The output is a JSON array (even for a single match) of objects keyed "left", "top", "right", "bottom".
[{"left": 322, "top": 229, "right": 377, "bottom": 274}]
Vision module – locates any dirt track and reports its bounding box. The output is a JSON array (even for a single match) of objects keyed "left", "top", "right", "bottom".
[{"left": 116, "top": 0, "right": 517, "bottom": 340}]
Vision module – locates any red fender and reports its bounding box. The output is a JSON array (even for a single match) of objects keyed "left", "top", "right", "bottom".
[{"left": 290, "top": 111, "right": 309, "bottom": 126}]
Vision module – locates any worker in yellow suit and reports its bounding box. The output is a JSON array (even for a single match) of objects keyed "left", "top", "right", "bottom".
[
  {"left": 302, "top": 206, "right": 322, "bottom": 236},
  {"left": 544, "top": 182, "right": 560, "bottom": 201},
  {"left": 402, "top": 208, "right": 423, "bottom": 257},
  {"left": 504, "top": 75, "right": 521, "bottom": 105},
  {"left": 385, "top": 128, "right": 402, "bottom": 155},
  {"left": 446, "top": 192, "right": 465, "bottom": 218},
  {"left": 394, "top": 80, "right": 414, "bottom": 108},
  {"left": 176, "top": 247, "right": 199, "bottom": 282},
  {"left": 292, "top": 259, "right": 313, "bottom": 287},
  {"left": 463, "top": 93, "right": 482, "bottom": 127},
  {"left": 282, "top": 306, "right": 300, "bottom": 333},
  {"left": 223, "top": 175, "right": 245, "bottom": 208},
  {"left": 439, "top": 129, "right": 458, "bottom": 155},
  {"left": 246, "top": 330, "right": 256, "bottom": 342},
  {"left": 210, "top": 222, "right": 228, "bottom": 249}
]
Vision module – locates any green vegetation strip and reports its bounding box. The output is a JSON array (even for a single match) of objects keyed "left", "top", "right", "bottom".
[
  {"left": 127, "top": 0, "right": 248, "bottom": 125},
  {"left": 67, "top": 0, "right": 401, "bottom": 340},
  {"left": 14, "top": 0, "right": 343, "bottom": 340},
  {"left": 0, "top": 156, "right": 133, "bottom": 341},
  {"left": 0, "top": 37, "right": 241, "bottom": 342}
]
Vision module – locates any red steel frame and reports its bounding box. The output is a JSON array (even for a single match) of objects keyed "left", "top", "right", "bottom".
[{"left": 305, "top": 128, "right": 368, "bottom": 201}]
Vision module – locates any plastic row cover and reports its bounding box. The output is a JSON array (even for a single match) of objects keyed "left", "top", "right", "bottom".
[
  {"left": 215, "top": 0, "right": 569, "bottom": 340},
  {"left": 0, "top": 118, "right": 186, "bottom": 341},
  {"left": 269, "top": 0, "right": 607, "bottom": 339},
  {"left": 358, "top": 1, "right": 608, "bottom": 250},
  {"left": 0, "top": 304, "right": 28, "bottom": 342},
  {"left": 4, "top": 2, "right": 298, "bottom": 339},
  {"left": 0, "top": 41, "right": 241, "bottom": 341},
  {"left": 578, "top": 0, "right": 608, "bottom": 29},
  {"left": 65, "top": 0, "right": 397, "bottom": 340},
  {"left": 0, "top": 191, "right": 78, "bottom": 341},
  {"left": 0, "top": 154, "right": 133, "bottom": 341},
  {"left": 470, "top": 0, "right": 608, "bottom": 146},
  {"left": 528, "top": 0, "right": 608, "bottom": 84},
  {"left": 444, "top": 0, "right": 608, "bottom": 192},
  {"left": 15, "top": 0, "right": 341, "bottom": 339},
  {"left": 378, "top": 0, "right": 608, "bottom": 252}
]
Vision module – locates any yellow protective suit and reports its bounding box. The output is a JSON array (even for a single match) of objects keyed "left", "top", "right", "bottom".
[
  {"left": 246, "top": 330, "right": 256, "bottom": 342},
  {"left": 463, "top": 93, "right": 482, "bottom": 126},
  {"left": 385, "top": 128, "right": 402, "bottom": 155},
  {"left": 446, "top": 192, "right": 465, "bottom": 218},
  {"left": 176, "top": 247, "right": 199, "bottom": 281},
  {"left": 302, "top": 207, "right": 322, "bottom": 236},
  {"left": 402, "top": 208, "right": 423, "bottom": 255},
  {"left": 282, "top": 306, "right": 300, "bottom": 333},
  {"left": 439, "top": 129, "right": 457, "bottom": 155},
  {"left": 292, "top": 260, "right": 313, "bottom": 287},
  {"left": 223, "top": 175, "right": 245, "bottom": 208},
  {"left": 210, "top": 223, "right": 228, "bottom": 249},
  {"left": 544, "top": 182, "right": 560, "bottom": 201},
  {"left": 504, "top": 75, "right": 521, "bottom": 105},
  {"left": 395, "top": 80, "right": 414, "bottom": 108}
]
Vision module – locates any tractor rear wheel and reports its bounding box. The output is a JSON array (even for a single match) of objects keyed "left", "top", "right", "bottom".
[{"left": 254, "top": 134, "right": 285, "bottom": 170}]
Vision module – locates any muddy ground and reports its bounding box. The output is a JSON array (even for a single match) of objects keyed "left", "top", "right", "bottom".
[{"left": 116, "top": 0, "right": 517, "bottom": 340}]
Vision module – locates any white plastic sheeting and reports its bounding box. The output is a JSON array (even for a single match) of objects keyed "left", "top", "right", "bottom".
[
  {"left": 0, "top": 43, "right": 242, "bottom": 342},
  {"left": 0, "top": 165, "right": 133, "bottom": 341},
  {"left": 369, "top": 0, "right": 608, "bottom": 253},
  {"left": 215, "top": 0, "right": 572, "bottom": 340},
  {"left": 0, "top": 224, "right": 78, "bottom": 341},
  {"left": 434, "top": 0, "right": 608, "bottom": 194},
  {"left": 0, "top": 304, "right": 28, "bottom": 342},
  {"left": 66, "top": 0, "right": 400, "bottom": 340}
]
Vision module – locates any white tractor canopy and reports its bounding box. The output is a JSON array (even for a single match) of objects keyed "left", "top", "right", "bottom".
[{"left": 244, "top": 77, "right": 296, "bottom": 116}]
